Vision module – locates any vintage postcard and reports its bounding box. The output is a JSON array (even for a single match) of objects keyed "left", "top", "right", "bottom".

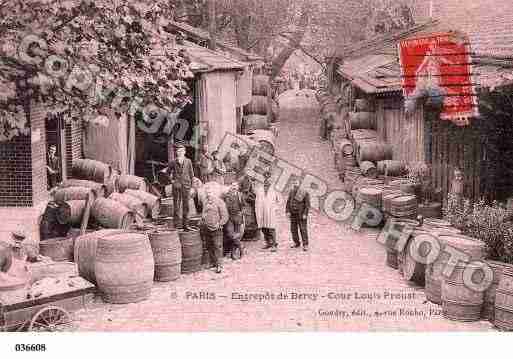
[{"left": 1, "top": 1, "right": 513, "bottom": 351}]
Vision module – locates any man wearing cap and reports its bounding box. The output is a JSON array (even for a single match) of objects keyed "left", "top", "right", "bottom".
[
  {"left": 286, "top": 178, "right": 311, "bottom": 251},
  {"left": 168, "top": 144, "right": 195, "bottom": 230}
]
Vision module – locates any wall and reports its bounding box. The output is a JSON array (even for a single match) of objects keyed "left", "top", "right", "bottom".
[{"left": 376, "top": 96, "right": 425, "bottom": 163}]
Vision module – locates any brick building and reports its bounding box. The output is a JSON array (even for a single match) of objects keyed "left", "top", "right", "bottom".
[{"left": 0, "top": 102, "right": 82, "bottom": 245}]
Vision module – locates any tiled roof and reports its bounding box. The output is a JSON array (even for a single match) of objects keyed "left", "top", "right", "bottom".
[
  {"left": 177, "top": 41, "right": 246, "bottom": 73},
  {"left": 167, "top": 21, "right": 264, "bottom": 63},
  {"left": 413, "top": 0, "right": 513, "bottom": 58}
]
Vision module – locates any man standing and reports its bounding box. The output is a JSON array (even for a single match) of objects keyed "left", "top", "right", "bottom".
[
  {"left": 286, "top": 178, "right": 311, "bottom": 251},
  {"left": 222, "top": 182, "right": 245, "bottom": 259},
  {"left": 199, "top": 186, "right": 229, "bottom": 273},
  {"left": 197, "top": 144, "right": 213, "bottom": 184},
  {"left": 168, "top": 144, "right": 195, "bottom": 230},
  {"left": 46, "top": 145, "right": 60, "bottom": 189},
  {"left": 255, "top": 172, "right": 280, "bottom": 252}
]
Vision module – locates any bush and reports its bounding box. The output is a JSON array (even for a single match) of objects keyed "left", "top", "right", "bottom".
[{"left": 444, "top": 194, "right": 513, "bottom": 264}]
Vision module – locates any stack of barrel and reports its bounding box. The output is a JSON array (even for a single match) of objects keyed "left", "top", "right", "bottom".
[{"left": 243, "top": 74, "right": 278, "bottom": 136}]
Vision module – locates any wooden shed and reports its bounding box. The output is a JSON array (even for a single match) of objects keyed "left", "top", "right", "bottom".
[{"left": 331, "top": 17, "right": 513, "bottom": 205}]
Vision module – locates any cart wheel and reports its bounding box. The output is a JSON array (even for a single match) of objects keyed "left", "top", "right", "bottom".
[{"left": 28, "top": 306, "right": 74, "bottom": 332}]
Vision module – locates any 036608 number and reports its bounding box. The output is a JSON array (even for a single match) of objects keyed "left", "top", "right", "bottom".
[{"left": 15, "top": 344, "right": 46, "bottom": 352}]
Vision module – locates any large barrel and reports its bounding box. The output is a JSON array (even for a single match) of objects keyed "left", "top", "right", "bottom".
[
  {"left": 252, "top": 75, "right": 270, "bottom": 96},
  {"left": 401, "top": 229, "right": 430, "bottom": 284},
  {"left": 357, "top": 141, "right": 393, "bottom": 163},
  {"left": 247, "top": 129, "right": 275, "bottom": 156},
  {"left": 74, "top": 229, "right": 126, "bottom": 284},
  {"left": 124, "top": 189, "right": 161, "bottom": 219},
  {"left": 244, "top": 95, "right": 268, "bottom": 115},
  {"left": 336, "top": 139, "right": 353, "bottom": 156},
  {"left": 60, "top": 180, "right": 106, "bottom": 198},
  {"left": 53, "top": 187, "right": 95, "bottom": 202},
  {"left": 94, "top": 232, "right": 154, "bottom": 304},
  {"left": 72, "top": 159, "right": 112, "bottom": 183},
  {"left": 91, "top": 198, "right": 136, "bottom": 229},
  {"left": 148, "top": 230, "right": 182, "bottom": 282},
  {"left": 442, "top": 262, "right": 486, "bottom": 322},
  {"left": 426, "top": 234, "right": 486, "bottom": 305},
  {"left": 389, "top": 195, "right": 418, "bottom": 219},
  {"left": 494, "top": 264, "right": 513, "bottom": 330},
  {"left": 418, "top": 202, "right": 443, "bottom": 219},
  {"left": 482, "top": 260, "right": 505, "bottom": 321},
  {"left": 350, "top": 129, "right": 378, "bottom": 142},
  {"left": 377, "top": 160, "right": 406, "bottom": 177},
  {"left": 39, "top": 236, "right": 74, "bottom": 262},
  {"left": 118, "top": 175, "right": 147, "bottom": 193},
  {"left": 348, "top": 112, "right": 376, "bottom": 130},
  {"left": 109, "top": 192, "right": 148, "bottom": 220},
  {"left": 360, "top": 161, "right": 377, "bottom": 178},
  {"left": 384, "top": 219, "right": 420, "bottom": 269},
  {"left": 357, "top": 187, "right": 383, "bottom": 208},
  {"left": 242, "top": 114, "right": 269, "bottom": 134},
  {"left": 179, "top": 228, "right": 202, "bottom": 274}
]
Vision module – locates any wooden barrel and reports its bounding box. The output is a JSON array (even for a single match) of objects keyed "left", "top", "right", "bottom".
[
  {"left": 337, "top": 139, "right": 353, "bottom": 156},
  {"left": 385, "top": 219, "right": 420, "bottom": 269},
  {"left": 442, "top": 262, "right": 485, "bottom": 322},
  {"left": 244, "top": 95, "right": 268, "bottom": 115},
  {"left": 242, "top": 114, "right": 269, "bottom": 133},
  {"left": 252, "top": 75, "right": 269, "bottom": 96},
  {"left": 179, "top": 228, "right": 202, "bottom": 274},
  {"left": 382, "top": 191, "right": 404, "bottom": 215},
  {"left": 60, "top": 180, "right": 106, "bottom": 198},
  {"left": 357, "top": 187, "right": 383, "bottom": 208},
  {"left": 418, "top": 202, "right": 442, "bottom": 219},
  {"left": 494, "top": 264, "right": 513, "bottom": 330},
  {"left": 160, "top": 198, "right": 174, "bottom": 218},
  {"left": 401, "top": 229, "right": 430, "bottom": 285},
  {"left": 124, "top": 189, "right": 161, "bottom": 219},
  {"left": 247, "top": 129, "right": 275, "bottom": 156},
  {"left": 95, "top": 231, "right": 154, "bottom": 304},
  {"left": 482, "top": 260, "right": 505, "bottom": 321},
  {"left": 389, "top": 195, "right": 418, "bottom": 219},
  {"left": 377, "top": 160, "right": 406, "bottom": 177},
  {"left": 91, "top": 198, "right": 136, "bottom": 229},
  {"left": 357, "top": 141, "right": 393, "bottom": 164},
  {"left": 360, "top": 161, "right": 377, "bottom": 178},
  {"left": 354, "top": 99, "right": 370, "bottom": 112},
  {"left": 350, "top": 129, "right": 378, "bottom": 143},
  {"left": 118, "top": 175, "right": 147, "bottom": 193},
  {"left": 109, "top": 192, "right": 148, "bottom": 220},
  {"left": 39, "top": 236, "right": 74, "bottom": 262},
  {"left": 53, "top": 187, "right": 95, "bottom": 202},
  {"left": 72, "top": 159, "right": 112, "bottom": 183},
  {"left": 74, "top": 229, "right": 126, "bottom": 284},
  {"left": 66, "top": 200, "right": 86, "bottom": 226},
  {"left": 424, "top": 218, "right": 452, "bottom": 228},
  {"left": 426, "top": 234, "right": 486, "bottom": 305},
  {"left": 400, "top": 182, "right": 418, "bottom": 195},
  {"left": 148, "top": 230, "right": 182, "bottom": 282},
  {"left": 348, "top": 112, "right": 375, "bottom": 130}
]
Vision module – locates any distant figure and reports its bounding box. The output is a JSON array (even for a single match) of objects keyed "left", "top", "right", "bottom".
[
  {"left": 46, "top": 145, "right": 60, "bottom": 189},
  {"left": 197, "top": 144, "right": 213, "bottom": 184},
  {"left": 286, "top": 178, "right": 311, "bottom": 251},
  {"left": 168, "top": 144, "right": 195, "bottom": 230},
  {"left": 255, "top": 172, "right": 281, "bottom": 252}
]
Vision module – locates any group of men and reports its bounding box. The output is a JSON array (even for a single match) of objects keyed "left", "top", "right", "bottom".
[{"left": 167, "top": 144, "right": 311, "bottom": 275}]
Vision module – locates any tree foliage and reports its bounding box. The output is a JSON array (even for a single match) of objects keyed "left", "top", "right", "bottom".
[{"left": 0, "top": 0, "right": 193, "bottom": 142}]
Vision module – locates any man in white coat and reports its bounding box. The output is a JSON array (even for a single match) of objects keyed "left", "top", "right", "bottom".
[{"left": 254, "top": 172, "right": 281, "bottom": 252}]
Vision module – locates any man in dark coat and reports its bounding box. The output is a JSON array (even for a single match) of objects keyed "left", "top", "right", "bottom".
[
  {"left": 168, "top": 144, "right": 195, "bottom": 230},
  {"left": 222, "top": 181, "right": 245, "bottom": 259},
  {"left": 286, "top": 178, "right": 311, "bottom": 251}
]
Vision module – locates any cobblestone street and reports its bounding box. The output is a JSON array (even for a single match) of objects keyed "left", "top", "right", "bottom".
[{"left": 74, "top": 91, "right": 494, "bottom": 331}]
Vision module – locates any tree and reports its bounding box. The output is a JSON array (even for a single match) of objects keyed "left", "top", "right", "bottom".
[{"left": 0, "top": 0, "right": 194, "bottom": 142}]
